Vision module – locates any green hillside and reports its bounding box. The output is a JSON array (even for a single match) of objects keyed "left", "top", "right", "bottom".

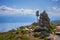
[
  {"left": 0, "top": 22, "right": 39, "bottom": 40},
  {"left": 0, "top": 22, "right": 59, "bottom": 40}
]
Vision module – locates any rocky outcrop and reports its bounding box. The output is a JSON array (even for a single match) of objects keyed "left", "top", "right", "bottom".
[{"left": 34, "top": 10, "right": 51, "bottom": 37}]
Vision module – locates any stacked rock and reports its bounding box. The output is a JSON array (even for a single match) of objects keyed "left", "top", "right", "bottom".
[{"left": 34, "top": 10, "right": 51, "bottom": 37}]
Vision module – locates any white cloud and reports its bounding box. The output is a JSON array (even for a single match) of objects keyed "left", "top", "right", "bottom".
[
  {"left": 52, "top": 6, "right": 60, "bottom": 12},
  {"left": 47, "top": 6, "right": 60, "bottom": 16},
  {"left": 48, "top": 11, "right": 60, "bottom": 16},
  {"left": 0, "top": 5, "right": 38, "bottom": 15},
  {"left": 0, "top": 5, "right": 60, "bottom": 16},
  {"left": 51, "top": 0, "right": 59, "bottom": 1}
]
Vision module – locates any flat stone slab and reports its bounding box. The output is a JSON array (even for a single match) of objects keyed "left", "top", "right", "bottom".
[
  {"left": 46, "top": 34, "right": 60, "bottom": 40},
  {"left": 54, "top": 35, "right": 60, "bottom": 40}
]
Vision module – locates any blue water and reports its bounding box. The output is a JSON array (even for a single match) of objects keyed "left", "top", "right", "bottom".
[{"left": 0, "top": 22, "right": 32, "bottom": 32}]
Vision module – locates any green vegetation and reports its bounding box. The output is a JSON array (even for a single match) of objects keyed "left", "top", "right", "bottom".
[
  {"left": 0, "top": 22, "right": 60, "bottom": 40},
  {"left": 20, "top": 34, "right": 30, "bottom": 40}
]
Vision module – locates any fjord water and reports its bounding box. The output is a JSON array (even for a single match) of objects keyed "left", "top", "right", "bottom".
[{"left": 0, "top": 22, "right": 32, "bottom": 32}]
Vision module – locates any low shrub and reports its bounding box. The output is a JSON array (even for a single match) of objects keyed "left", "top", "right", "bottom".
[
  {"left": 34, "top": 32, "right": 40, "bottom": 37},
  {"left": 20, "top": 34, "right": 30, "bottom": 40}
]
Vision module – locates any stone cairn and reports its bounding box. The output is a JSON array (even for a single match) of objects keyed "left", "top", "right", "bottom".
[{"left": 34, "top": 10, "right": 52, "bottom": 38}]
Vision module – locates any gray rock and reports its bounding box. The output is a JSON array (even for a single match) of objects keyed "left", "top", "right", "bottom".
[{"left": 34, "top": 10, "right": 51, "bottom": 37}]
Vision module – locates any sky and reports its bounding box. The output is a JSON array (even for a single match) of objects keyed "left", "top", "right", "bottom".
[{"left": 0, "top": 0, "right": 60, "bottom": 23}]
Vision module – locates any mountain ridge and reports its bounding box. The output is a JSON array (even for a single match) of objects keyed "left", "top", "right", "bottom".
[{"left": 52, "top": 20, "right": 60, "bottom": 24}]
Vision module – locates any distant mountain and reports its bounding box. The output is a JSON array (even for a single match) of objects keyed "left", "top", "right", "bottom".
[{"left": 52, "top": 20, "right": 60, "bottom": 24}]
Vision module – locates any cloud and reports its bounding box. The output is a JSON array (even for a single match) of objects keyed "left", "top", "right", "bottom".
[
  {"left": 0, "top": 5, "right": 38, "bottom": 15},
  {"left": 47, "top": 6, "right": 60, "bottom": 16},
  {"left": 0, "top": 5, "right": 60, "bottom": 17},
  {"left": 52, "top": 6, "right": 60, "bottom": 12},
  {"left": 48, "top": 11, "right": 60, "bottom": 16},
  {"left": 51, "top": 0, "right": 59, "bottom": 1}
]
